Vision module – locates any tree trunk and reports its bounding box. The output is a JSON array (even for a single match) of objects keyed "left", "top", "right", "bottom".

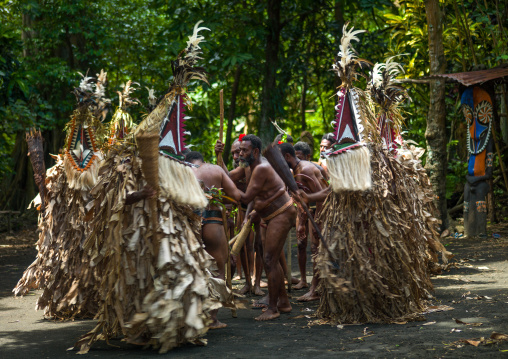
[
  {"left": 301, "top": 72, "right": 307, "bottom": 131},
  {"left": 259, "top": 0, "right": 282, "bottom": 146},
  {"left": 425, "top": 0, "right": 448, "bottom": 230},
  {"left": 224, "top": 66, "right": 242, "bottom": 166}
]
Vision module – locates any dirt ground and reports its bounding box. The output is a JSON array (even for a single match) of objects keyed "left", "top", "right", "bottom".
[{"left": 1, "top": 222, "right": 508, "bottom": 358}]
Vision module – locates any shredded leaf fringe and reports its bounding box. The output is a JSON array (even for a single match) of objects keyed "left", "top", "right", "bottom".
[
  {"left": 76, "top": 144, "right": 230, "bottom": 354},
  {"left": 316, "top": 144, "right": 450, "bottom": 324}
]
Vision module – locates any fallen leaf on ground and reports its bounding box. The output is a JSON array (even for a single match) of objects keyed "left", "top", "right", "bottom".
[
  {"left": 363, "top": 327, "right": 373, "bottom": 335},
  {"left": 454, "top": 318, "right": 483, "bottom": 327},
  {"left": 465, "top": 339, "right": 481, "bottom": 347},
  {"left": 450, "top": 328, "right": 462, "bottom": 333},
  {"left": 491, "top": 332, "right": 508, "bottom": 340},
  {"left": 477, "top": 266, "right": 490, "bottom": 270},
  {"left": 423, "top": 321, "right": 436, "bottom": 325},
  {"left": 424, "top": 305, "right": 454, "bottom": 313}
]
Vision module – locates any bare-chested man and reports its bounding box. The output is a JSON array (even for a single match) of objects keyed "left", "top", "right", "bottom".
[
  {"left": 215, "top": 138, "right": 265, "bottom": 296},
  {"left": 239, "top": 135, "right": 297, "bottom": 321},
  {"left": 279, "top": 143, "right": 325, "bottom": 301},
  {"left": 318, "top": 133, "right": 336, "bottom": 172},
  {"left": 294, "top": 141, "right": 329, "bottom": 184},
  {"left": 185, "top": 151, "right": 243, "bottom": 329}
]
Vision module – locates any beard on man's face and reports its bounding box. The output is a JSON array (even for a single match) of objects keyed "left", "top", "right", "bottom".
[{"left": 239, "top": 153, "right": 255, "bottom": 168}]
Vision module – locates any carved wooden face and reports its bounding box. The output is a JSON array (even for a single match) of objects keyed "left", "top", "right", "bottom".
[
  {"left": 159, "top": 95, "right": 188, "bottom": 160},
  {"left": 330, "top": 87, "right": 364, "bottom": 155},
  {"left": 461, "top": 86, "right": 493, "bottom": 155}
]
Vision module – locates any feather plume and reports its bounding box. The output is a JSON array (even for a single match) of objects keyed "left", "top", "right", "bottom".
[
  {"left": 136, "top": 21, "right": 210, "bottom": 135},
  {"left": 332, "top": 23, "right": 372, "bottom": 88},
  {"left": 368, "top": 55, "right": 410, "bottom": 150}
]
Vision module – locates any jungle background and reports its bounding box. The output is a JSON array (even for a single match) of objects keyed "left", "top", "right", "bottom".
[{"left": 0, "top": 0, "right": 507, "bottom": 229}]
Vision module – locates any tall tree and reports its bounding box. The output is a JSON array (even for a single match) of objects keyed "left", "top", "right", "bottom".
[
  {"left": 259, "top": 0, "right": 282, "bottom": 145},
  {"left": 425, "top": 0, "right": 448, "bottom": 230}
]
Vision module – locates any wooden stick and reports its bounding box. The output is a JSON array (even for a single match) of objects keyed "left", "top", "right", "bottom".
[
  {"left": 221, "top": 208, "right": 236, "bottom": 318},
  {"left": 231, "top": 218, "right": 252, "bottom": 256},
  {"left": 492, "top": 126, "right": 508, "bottom": 192},
  {"left": 218, "top": 89, "right": 224, "bottom": 167}
]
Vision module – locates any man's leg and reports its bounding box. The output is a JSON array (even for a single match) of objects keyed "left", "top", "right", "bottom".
[
  {"left": 255, "top": 206, "right": 296, "bottom": 321},
  {"left": 297, "top": 219, "right": 320, "bottom": 302},
  {"left": 252, "top": 218, "right": 265, "bottom": 296},
  {"left": 202, "top": 223, "right": 228, "bottom": 328},
  {"left": 294, "top": 207, "right": 309, "bottom": 289}
]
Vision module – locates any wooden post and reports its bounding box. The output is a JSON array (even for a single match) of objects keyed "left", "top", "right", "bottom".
[
  {"left": 492, "top": 126, "right": 508, "bottom": 193},
  {"left": 218, "top": 89, "right": 224, "bottom": 167}
]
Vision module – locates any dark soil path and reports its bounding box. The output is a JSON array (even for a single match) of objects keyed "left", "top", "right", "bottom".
[{"left": 1, "top": 223, "right": 508, "bottom": 358}]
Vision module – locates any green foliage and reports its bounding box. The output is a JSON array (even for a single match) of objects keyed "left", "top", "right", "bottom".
[{"left": 1, "top": 0, "right": 508, "bottom": 208}]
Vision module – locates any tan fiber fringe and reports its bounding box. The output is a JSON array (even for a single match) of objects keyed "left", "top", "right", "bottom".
[
  {"left": 13, "top": 155, "right": 99, "bottom": 319},
  {"left": 77, "top": 144, "right": 230, "bottom": 354},
  {"left": 158, "top": 155, "right": 208, "bottom": 209},
  {"left": 316, "top": 145, "right": 449, "bottom": 324},
  {"left": 327, "top": 145, "right": 372, "bottom": 192},
  {"left": 63, "top": 153, "right": 103, "bottom": 191}
]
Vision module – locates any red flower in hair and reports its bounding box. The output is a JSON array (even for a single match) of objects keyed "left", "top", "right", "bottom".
[
  {"left": 239, "top": 134, "right": 246, "bottom": 141},
  {"left": 278, "top": 141, "right": 283, "bottom": 144}
]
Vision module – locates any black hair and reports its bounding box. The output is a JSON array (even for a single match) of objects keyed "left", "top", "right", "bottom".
[
  {"left": 181, "top": 148, "right": 191, "bottom": 155},
  {"left": 321, "top": 133, "right": 336, "bottom": 143},
  {"left": 294, "top": 141, "right": 311, "bottom": 156},
  {"left": 241, "top": 134, "right": 262, "bottom": 152},
  {"left": 184, "top": 151, "right": 204, "bottom": 163},
  {"left": 278, "top": 142, "right": 296, "bottom": 158},
  {"left": 274, "top": 133, "right": 294, "bottom": 144}
]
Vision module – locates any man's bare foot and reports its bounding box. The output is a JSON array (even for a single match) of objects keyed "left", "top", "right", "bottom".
[
  {"left": 293, "top": 280, "right": 309, "bottom": 290},
  {"left": 262, "top": 305, "right": 291, "bottom": 313},
  {"left": 284, "top": 277, "right": 300, "bottom": 285},
  {"left": 238, "top": 284, "right": 252, "bottom": 295},
  {"left": 253, "top": 286, "right": 265, "bottom": 296},
  {"left": 252, "top": 296, "right": 269, "bottom": 308},
  {"left": 209, "top": 319, "right": 228, "bottom": 329},
  {"left": 255, "top": 309, "right": 280, "bottom": 321},
  {"left": 259, "top": 280, "right": 268, "bottom": 288},
  {"left": 296, "top": 290, "right": 320, "bottom": 302}
]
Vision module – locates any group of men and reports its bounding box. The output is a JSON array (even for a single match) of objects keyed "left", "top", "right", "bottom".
[{"left": 184, "top": 132, "right": 337, "bottom": 323}]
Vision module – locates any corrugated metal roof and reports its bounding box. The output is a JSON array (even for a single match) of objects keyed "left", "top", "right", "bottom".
[{"left": 434, "top": 68, "right": 508, "bottom": 86}]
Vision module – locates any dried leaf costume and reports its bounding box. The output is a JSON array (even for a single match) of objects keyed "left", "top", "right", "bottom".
[
  {"left": 13, "top": 73, "right": 108, "bottom": 319},
  {"left": 77, "top": 22, "right": 230, "bottom": 354},
  {"left": 316, "top": 28, "right": 442, "bottom": 324}
]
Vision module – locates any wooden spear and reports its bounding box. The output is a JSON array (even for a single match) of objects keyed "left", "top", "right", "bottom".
[{"left": 218, "top": 89, "right": 236, "bottom": 317}]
